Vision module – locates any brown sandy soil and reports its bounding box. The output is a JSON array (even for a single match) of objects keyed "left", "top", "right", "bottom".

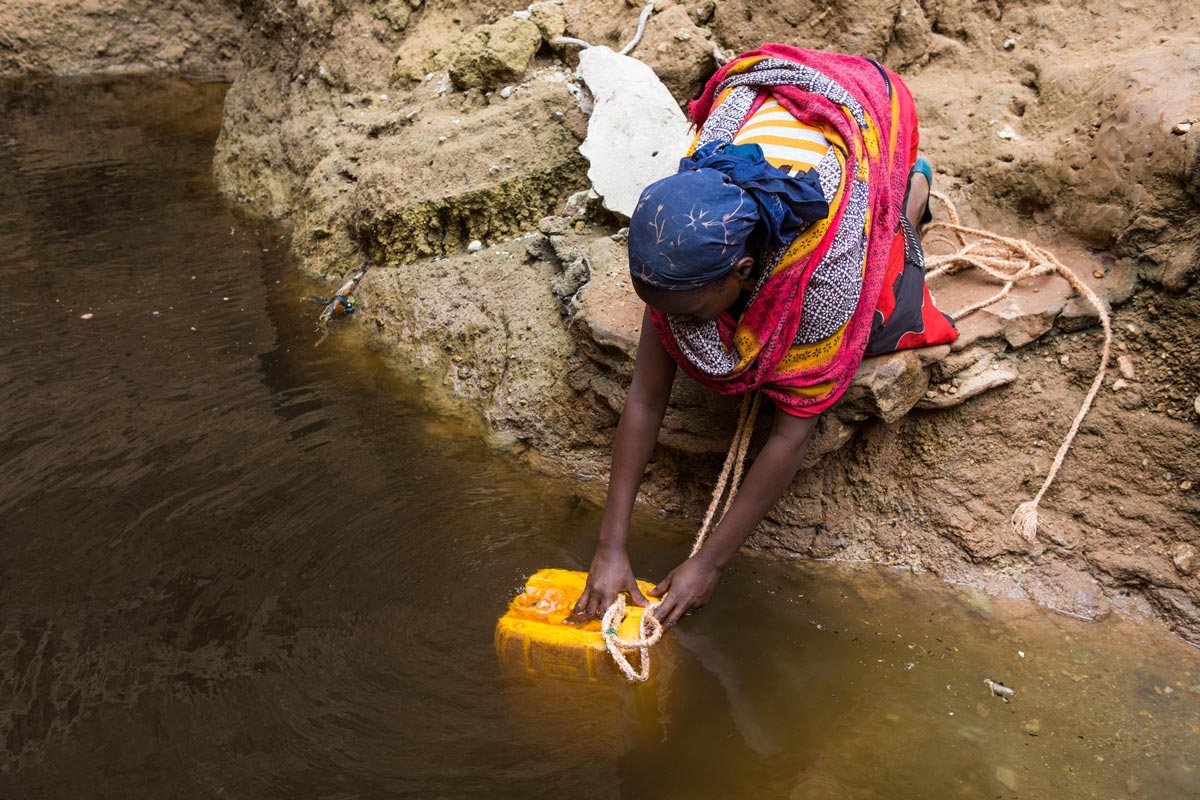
[
  {"left": 0, "top": 1, "right": 244, "bottom": 78},
  {"left": 6, "top": 1, "right": 1199, "bottom": 639}
]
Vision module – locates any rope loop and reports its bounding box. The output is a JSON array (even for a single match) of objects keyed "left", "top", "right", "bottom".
[
  {"left": 924, "top": 191, "right": 1112, "bottom": 541},
  {"left": 600, "top": 593, "right": 665, "bottom": 682}
]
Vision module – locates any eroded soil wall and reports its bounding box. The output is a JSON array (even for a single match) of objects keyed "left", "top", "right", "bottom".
[{"left": 1, "top": 0, "right": 243, "bottom": 78}]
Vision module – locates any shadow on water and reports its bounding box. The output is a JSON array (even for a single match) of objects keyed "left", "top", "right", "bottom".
[{"left": 0, "top": 76, "right": 1197, "bottom": 799}]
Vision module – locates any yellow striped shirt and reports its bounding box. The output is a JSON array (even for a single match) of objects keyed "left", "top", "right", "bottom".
[{"left": 732, "top": 96, "right": 832, "bottom": 176}]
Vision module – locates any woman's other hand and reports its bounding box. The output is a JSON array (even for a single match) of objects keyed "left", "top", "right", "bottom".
[
  {"left": 647, "top": 555, "right": 721, "bottom": 627},
  {"left": 567, "top": 544, "right": 648, "bottom": 624}
]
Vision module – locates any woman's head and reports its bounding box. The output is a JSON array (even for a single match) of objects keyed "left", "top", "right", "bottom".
[
  {"left": 631, "top": 255, "right": 756, "bottom": 322},
  {"left": 626, "top": 141, "right": 827, "bottom": 319},
  {"left": 627, "top": 166, "right": 759, "bottom": 294}
]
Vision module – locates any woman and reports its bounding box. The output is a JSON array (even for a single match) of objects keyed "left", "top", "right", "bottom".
[{"left": 571, "top": 45, "right": 957, "bottom": 628}]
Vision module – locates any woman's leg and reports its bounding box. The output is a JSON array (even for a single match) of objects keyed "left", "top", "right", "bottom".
[{"left": 905, "top": 169, "right": 929, "bottom": 230}]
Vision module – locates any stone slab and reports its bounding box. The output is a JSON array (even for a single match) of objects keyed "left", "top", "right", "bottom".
[
  {"left": 573, "top": 236, "right": 643, "bottom": 359},
  {"left": 928, "top": 233, "right": 1131, "bottom": 351},
  {"left": 919, "top": 363, "right": 1018, "bottom": 409},
  {"left": 576, "top": 46, "right": 694, "bottom": 218}
]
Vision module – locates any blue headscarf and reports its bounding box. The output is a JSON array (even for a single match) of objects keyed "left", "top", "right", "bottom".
[{"left": 628, "top": 141, "right": 829, "bottom": 290}]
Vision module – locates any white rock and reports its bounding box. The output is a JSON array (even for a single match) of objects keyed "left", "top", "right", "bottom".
[
  {"left": 997, "top": 124, "right": 1018, "bottom": 141},
  {"left": 499, "top": 86, "right": 513, "bottom": 99},
  {"left": 467, "top": 240, "right": 483, "bottom": 252},
  {"left": 918, "top": 365, "right": 1018, "bottom": 410},
  {"left": 1112, "top": 378, "right": 1129, "bottom": 391},
  {"left": 1117, "top": 354, "right": 1135, "bottom": 381},
  {"left": 576, "top": 46, "right": 693, "bottom": 218}
]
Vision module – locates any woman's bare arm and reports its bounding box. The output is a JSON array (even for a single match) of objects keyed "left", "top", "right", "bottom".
[
  {"left": 570, "top": 307, "right": 677, "bottom": 620},
  {"left": 648, "top": 409, "right": 818, "bottom": 625}
]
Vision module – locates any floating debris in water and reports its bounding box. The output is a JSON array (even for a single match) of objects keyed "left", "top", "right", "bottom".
[
  {"left": 310, "top": 269, "right": 367, "bottom": 346},
  {"left": 984, "top": 678, "right": 1016, "bottom": 701}
]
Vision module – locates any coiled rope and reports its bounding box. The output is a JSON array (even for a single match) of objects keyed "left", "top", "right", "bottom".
[{"left": 923, "top": 191, "right": 1112, "bottom": 541}]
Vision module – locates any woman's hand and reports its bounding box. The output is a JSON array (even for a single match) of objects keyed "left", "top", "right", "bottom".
[
  {"left": 567, "top": 544, "right": 648, "bottom": 624},
  {"left": 647, "top": 555, "right": 722, "bottom": 627}
]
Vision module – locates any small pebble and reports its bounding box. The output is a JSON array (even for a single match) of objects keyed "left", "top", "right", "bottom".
[
  {"left": 1093, "top": 269, "right": 1105, "bottom": 279},
  {"left": 1173, "top": 121, "right": 1192, "bottom": 135},
  {"left": 79, "top": 312, "right": 94, "bottom": 320},
  {"left": 1003, "top": 37, "right": 1017, "bottom": 50},
  {"left": 1118, "top": 354, "right": 1135, "bottom": 380},
  {"left": 997, "top": 124, "right": 1017, "bottom": 141},
  {"left": 1059, "top": 354, "right": 1070, "bottom": 366},
  {"left": 467, "top": 240, "right": 483, "bottom": 252},
  {"left": 1112, "top": 378, "right": 1129, "bottom": 391},
  {"left": 499, "top": 86, "right": 513, "bottom": 99}
]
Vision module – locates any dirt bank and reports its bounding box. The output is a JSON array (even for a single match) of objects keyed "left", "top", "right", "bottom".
[
  {"left": 9, "top": 1, "right": 1199, "bottom": 640},
  {"left": 0, "top": 0, "right": 243, "bottom": 78}
]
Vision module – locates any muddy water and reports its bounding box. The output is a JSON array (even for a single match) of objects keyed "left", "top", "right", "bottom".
[{"left": 1, "top": 77, "right": 1197, "bottom": 799}]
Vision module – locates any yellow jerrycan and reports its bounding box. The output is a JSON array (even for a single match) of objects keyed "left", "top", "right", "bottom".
[{"left": 495, "top": 568, "right": 658, "bottom": 682}]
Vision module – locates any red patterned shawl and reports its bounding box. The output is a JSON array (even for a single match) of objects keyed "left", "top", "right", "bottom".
[{"left": 649, "top": 45, "right": 916, "bottom": 416}]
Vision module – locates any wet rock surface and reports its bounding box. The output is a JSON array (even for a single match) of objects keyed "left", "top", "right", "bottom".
[{"left": 11, "top": 0, "right": 1199, "bottom": 641}]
